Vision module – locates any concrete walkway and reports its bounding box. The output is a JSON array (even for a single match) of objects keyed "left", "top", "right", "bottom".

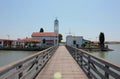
[{"left": 36, "top": 46, "right": 88, "bottom": 79}]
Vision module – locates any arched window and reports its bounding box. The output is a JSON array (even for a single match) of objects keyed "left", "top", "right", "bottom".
[{"left": 43, "top": 39, "right": 46, "bottom": 44}]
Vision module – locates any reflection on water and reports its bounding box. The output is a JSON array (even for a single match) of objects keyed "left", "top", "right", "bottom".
[
  {"left": 0, "top": 50, "right": 38, "bottom": 67},
  {"left": 89, "top": 50, "right": 108, "bottom": 59},
  {"left": 89, "top": 44, "right": 120, "bottom": 64},
  {"left": 97, "top": 51, "right": 106, "bottom": 58}
]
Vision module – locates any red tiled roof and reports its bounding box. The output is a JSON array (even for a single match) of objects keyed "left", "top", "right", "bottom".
[
  {"left": 0, "top": 38, "right": 25, "bottom": 42},
  {"left": 32, "top": 32, "right": 57, "bottom": 37},
  {"left": 0, "top": 39, "right": 14, "bottom": 42},
  {"left": 0, "top": 38, "right": 41, "bottom": 43},
  {"left": 14, "top": 40, "right": 24, "bottom": 42},
  {"left": 22, "top": 37, "right": 41, "bottom": 42},
  {"left": 22, "top": 38, "right": 33, "bottom": 41}
]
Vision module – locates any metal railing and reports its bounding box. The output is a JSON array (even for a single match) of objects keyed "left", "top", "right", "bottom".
[
  {"left": 66, "top": 45, "right": 120, "bottom": 79},
  {"left": 0, "top": 46, "right": 58, "bottom": 79}
]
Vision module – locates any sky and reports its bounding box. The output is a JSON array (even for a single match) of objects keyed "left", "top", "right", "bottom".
[{"left": 0, "top": 0, "right": 120, "bottom": 42}]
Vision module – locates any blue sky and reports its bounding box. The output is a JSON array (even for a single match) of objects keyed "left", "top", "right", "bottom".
[{"left": 0, "top": 0, "right": 120, "bottom": 41}]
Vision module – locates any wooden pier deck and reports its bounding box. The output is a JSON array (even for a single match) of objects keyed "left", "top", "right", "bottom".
[{"left": 36, "top": 46, "right": 88, "bottom": 79}]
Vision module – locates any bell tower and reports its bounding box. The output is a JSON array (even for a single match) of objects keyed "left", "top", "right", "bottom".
[
  {"left": 54, "top": 18, "right": 59, "bottom": 45},
  {"left": 54, "top": 18, "right": 59, "bottom": 35}
]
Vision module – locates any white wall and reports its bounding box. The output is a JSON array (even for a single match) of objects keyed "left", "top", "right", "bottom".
[
  {"left": 32, "top": 36, "right": 57, "bottom": 46},
  {"left": 66, "top": 35, "right": 84, "bottom": 48},
  {"left": 32, "top": 36, "right": 57, "bottom": 40}
]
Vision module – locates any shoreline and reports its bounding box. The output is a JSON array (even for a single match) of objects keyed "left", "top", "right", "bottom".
[
  {"left": 80, "top": 48, "right": 113, "bottom": 51},
  {"left": 0, "top": 47, "right": 46, "bottom": 51}
]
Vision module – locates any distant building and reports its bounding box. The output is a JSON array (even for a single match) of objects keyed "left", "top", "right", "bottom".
[
  {"left": 0, "top": 19, "right": 59, "bottom": 48},
  {"left": 32, "top": 18, "right": 59, "bottom": 46},
  {"left": 0, "top": 38, "right": 40, "bottom": 48},
  {"left": 66, "top": 35, "right": 85, "bottom": 48},
  {"left": 32, "top": 32, "right": 57, "bottom": 46},
  {"left": 0, "top": 39, "right": 13, "bottom": 47}
]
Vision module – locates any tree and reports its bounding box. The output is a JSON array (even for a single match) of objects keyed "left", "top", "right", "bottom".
[
  {"left": 58, "top": 34, "right": 63, "bottom": 43},
  {"left": 40, "top": 28, "right": 44, "bottom": 32},
  {"left": 99, "top": 32, "right": 105, "bottom": 50}
]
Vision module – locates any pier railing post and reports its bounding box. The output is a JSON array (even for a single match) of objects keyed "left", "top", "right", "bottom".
[
  {"left": 17, "top": 64, "right": 23, "bottom": 79},
  {"left": 105, "top": 65, "right": 109, "bottom": 79},
  {"left": 87, "top": 56, "right": 91, "bottom": 78},
  {"left": 80, "top": 52, "right": 83, "bottom": 66}
]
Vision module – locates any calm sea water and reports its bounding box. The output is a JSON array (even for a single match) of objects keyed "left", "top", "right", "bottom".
[
  {"left": 89, "top": 44, "right": 120, "bottom": 64},
  {"left": 0, "top": 50, "right": 38, "bottom": 67},
  {"left": 0, "top": 44, "right": 120, "bottom": 67}
]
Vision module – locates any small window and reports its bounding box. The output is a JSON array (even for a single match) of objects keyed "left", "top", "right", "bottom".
[
  {"left": 0, "top": 41, "right": 1, "bottom": 44},
  {"left": 73, "top": 40, "right": 76, "bottom": 45},
  {"left": 43, "top": 39, "right": 46, "bottom": 44}
]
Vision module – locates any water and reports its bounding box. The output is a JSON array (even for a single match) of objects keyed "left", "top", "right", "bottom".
[
  {"left": 89, "top": 44, "right": 120, "bottom": 64},
  {"left": 0, "top": 44, "right": 120, "bottom": 67},
  {"left": 0, "top": 50, "right": 38, "bottom": 67}
]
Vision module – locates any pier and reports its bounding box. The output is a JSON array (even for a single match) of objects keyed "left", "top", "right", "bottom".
[
  {"left": 0, "top": 45, "right": 120, "bottom": 79},
  {"left": 36, "top": 46, "right": 88, "bottom": 79}
]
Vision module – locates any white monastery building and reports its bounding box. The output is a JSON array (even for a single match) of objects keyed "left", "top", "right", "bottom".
[
  {"left": 66, "top": 35, "right": 84, "bottom": 48},
  {"left": 32, "top": 18, "right": 59, "bottom": 46}
]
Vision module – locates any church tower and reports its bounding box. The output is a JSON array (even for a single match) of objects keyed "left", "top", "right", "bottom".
[
  {"left": 54, "top": 18, "right": 59, "bottom": 45},
  {"left": 54, "top": 18, "right": 59, "bottom": 35}
]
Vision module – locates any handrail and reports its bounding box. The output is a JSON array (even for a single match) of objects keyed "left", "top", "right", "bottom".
[
  {"left": 0, "top": 46, "right": 58, "bottom": 79},
  {"left": 66, "top": 45, "right": 120, "bottom": 79}
]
